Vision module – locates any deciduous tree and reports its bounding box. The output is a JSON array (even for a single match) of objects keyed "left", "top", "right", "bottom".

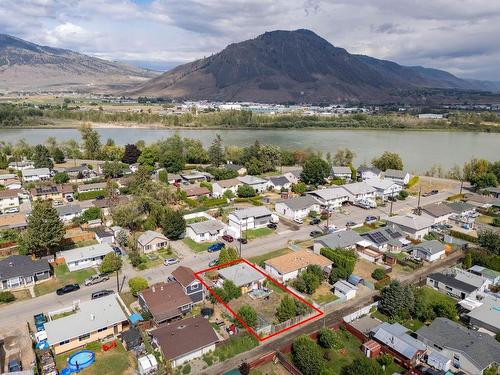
[
  {"left": 301, "top": 155, "right": 330, "bottom": 185},
  {"left": 372, "top": 151, "right": 403, "bottom": 171}
]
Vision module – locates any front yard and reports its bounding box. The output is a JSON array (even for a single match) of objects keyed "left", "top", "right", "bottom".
[
  {"left": 248, "top": 247, "right": 293, "bottom": 266},
  {"left": 243, "top": 227, "right": 273, "bottom": 240},
  {"left": 34, "top": 264, "right": 96, "bottom": 296},
  {"left": 182, "top": 238, "right": 217, "bottom": 253}
]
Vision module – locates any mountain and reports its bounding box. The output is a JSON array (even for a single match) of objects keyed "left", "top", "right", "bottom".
[
  {"left": 0, "top": 34, "right": 158, "bottom": 93},
  {"left": 131, "top": 29, "right": 497, "bottom": 103}
]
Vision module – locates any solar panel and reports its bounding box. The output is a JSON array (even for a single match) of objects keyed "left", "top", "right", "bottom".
[
  {"left": 386, "top": 228, "right": 401, "bottom": 239},
  {"left": 370, "top": 232, "right": 388, "bottom": 244}
]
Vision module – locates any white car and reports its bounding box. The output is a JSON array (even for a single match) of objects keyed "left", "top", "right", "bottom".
[
  {"left": 3, "top": 207, "right": 19, "bottom": 214},
  {"left": 164, "top": 258, "right": 179, "bottom": 266},
  {"left": 293, "top": 218, "right": 304, "bottom": 224}
]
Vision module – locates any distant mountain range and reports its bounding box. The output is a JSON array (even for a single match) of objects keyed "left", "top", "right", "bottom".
[
  {"left": 131, "top": 29, "right": 500, "bottom": 103},
  {"left": 0, "top": 34, "right": 157, "bottom": 93}
]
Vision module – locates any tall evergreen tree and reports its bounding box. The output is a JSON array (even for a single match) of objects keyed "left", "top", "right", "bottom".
[
  {"left": 32, "top": 144, "right": 54, "bottom": 169},
  {"left": 208, "top": 134, "right": 225, "bottom": 166}
]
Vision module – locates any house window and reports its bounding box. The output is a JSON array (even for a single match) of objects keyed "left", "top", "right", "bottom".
[
  {"left": 445, "top": 286, "right": 452, "bottom": 291},
  {"left": 59, "top": 339, "right": 70, "bottom": 345},
  {"left": 433, "top": 344, "right": 443, "bottom": 350},
  {"left": 78, "top": 333, "right": 90, "bottom": 341},
  {"left": 97, "top": 327, "right": 108, "bottom": 333}
]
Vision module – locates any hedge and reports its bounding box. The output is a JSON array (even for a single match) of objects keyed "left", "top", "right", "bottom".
[
  {"left": 448, "top": 230, "right": 478, "bottom": 243},
  {"left": 447, "top": 194, "right": 465, "bottom": 201},
  {"left": 407, "top": 176, "right": 419, "bottom": 188}
]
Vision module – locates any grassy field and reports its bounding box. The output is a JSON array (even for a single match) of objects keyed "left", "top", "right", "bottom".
[
  {"left": 417, "top": 286, "right": 457, "bottom": 306},
  {"left": 312, "top": 284, "right": 338, "bottom": 305},
  {"left": 56, "top": 341, "right": 135, "bottom": 375},
  {"left": 182, "top": 238, "right": 217, "bottom": 253},
  {"left": 212, "top": 334, "right": 259, "bottom": 362},
  {"left": 476, "top": 215, "right": 494, "bottom": 224},
  {"left": 248, "top": 247, "right": 293, "bottom": 266},
  {"left": 34, "top": 264, "right": 96, "bottom": 296},
  {"left": 243, "top": 227, "right": 273, "bottom": 240}
]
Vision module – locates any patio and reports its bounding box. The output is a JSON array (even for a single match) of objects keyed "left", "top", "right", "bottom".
[{"left": 248, "top": 287, "right": 272, "bottom": 300}]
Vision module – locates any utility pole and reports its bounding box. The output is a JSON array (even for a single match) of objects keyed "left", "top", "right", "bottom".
[
  {"left": 389, "top": 191, "right": 394, "bottom": 217},
  {"left": 416, "top": 186, "right": 422, "bottom": 215},
  {"left": 459, "top": 180, "right": 464, "bottom": 195}
]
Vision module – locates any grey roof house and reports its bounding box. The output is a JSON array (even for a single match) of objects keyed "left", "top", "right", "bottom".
[
  {"left": 407, "top": 240, "right": 446, "bottom": 262},
  {"left": 384, "top": 169, "right": 411, "bottom": 185},
  {"left": 274, "top": 195, "right": 320, "bottom": 221},
  {"left": 426, "top": 272, "right": 478, "bottom": 299},
  {"left": 361, "top": 225, "right": 408, "bottom": 251},
  {"left": 0, "top": 255, "right": 51, "bottom": 290},
  {"left": 331, "top": 166, "right": 352, "bottom": 180},
  {"left": 313, "top": 230, "right": 366, "bottom": 252},
  {"left": 55, "top": 204, "right": 82, "bottom": 222},
  {"left": 268, "top": 176, "right": 291, "bottom": 190},
  {"left": 186, "top": 219, "right": 226, "bottom": 243},
  {"left": 218, "top": 262, "right": 265, "bottom": 292},
  {"left": 466, "top": 295, "right": 500, "bottom": 334},
  {"left": 417, "top": 317, "right": 500, "bottom": 375}
]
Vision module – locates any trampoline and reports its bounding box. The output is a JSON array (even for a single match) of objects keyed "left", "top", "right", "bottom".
[{"left": 60, "top": 350, "right": 95, "bottom": 374}]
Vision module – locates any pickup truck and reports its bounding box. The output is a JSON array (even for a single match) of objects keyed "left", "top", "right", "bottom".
[{"left": 84, "top": 273, "right": 110, "bottom": 286}]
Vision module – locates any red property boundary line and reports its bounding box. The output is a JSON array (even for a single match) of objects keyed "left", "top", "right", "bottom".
[{"left": 194, "top": 258, "right": 323, "bottom": 342}]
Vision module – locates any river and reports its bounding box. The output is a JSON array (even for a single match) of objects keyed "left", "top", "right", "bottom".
[{"left": 0, "top": 128, "right": 498, "bottom": 173}]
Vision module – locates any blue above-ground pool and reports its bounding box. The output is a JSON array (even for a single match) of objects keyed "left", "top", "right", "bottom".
[{"left": 61, "top": 350, "right": 95, "bottom": 374}]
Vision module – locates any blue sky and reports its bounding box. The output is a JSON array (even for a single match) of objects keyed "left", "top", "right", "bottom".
[{"left": 1, "top": 0, "right": 499, "bottom": 80}]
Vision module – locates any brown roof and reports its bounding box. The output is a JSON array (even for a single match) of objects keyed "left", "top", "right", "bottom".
[
  {"left": 171, "top": 266, "right": 197, "bottom": 287},
  {"left": 140, "top": 282, "right": 191, "bottom": 322},
  {"left": 265, "top": 249, "right": 332, "bottom": 274},
  {"left": 422, "top": 202, "right": 454, "bottom": 218},
  {"left": 216, "top": 178, "right": 241, "bottom": 188},
  {"left": 184, "top": 186, "right": 210, "bottom": 197},
  {"left": 3, "top": 179, "right": 21, "bottom": 186},
  {"left": 0, "top": 189, "right": 21, "bottom": 199},
  {"left": 0, "top": 214, "right": 27, "bottom": 230},
  {"left": 151, "top": 316, "right": 219, "bottom": 360},
  {"left": 30, "top": 184, "right": 73, "bottom": 197},
  {"left": 93, "top": 196, "right": 129, "bottom": 208}
]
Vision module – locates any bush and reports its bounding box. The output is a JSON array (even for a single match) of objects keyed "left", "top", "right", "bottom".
[
  {"left": 398, "top": 190, "right": 409, "bottom": 200},
  {"left": 237, "top": 185, "right": 256, "bottom": 198},
  {"left": 0, "top": 291, "right": 15, "bottom": 303},
  {"left": 317, "top": 328, "right": 339, "bottom": 349},
  {"left": 128, "top": 277, "right": 148, "bottom": 296},
  {"left": 449, "top": 230, "right": 478, "bottom": 243},
  {"left": 182, "top": 364, "right": 191, "bottom": 374},
  {"left": 371, "top": 268, "right": 386, "bottom": 281}
]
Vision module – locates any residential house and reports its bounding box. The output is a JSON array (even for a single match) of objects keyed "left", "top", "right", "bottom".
[
  {"left": 313, "top": 230, "right": 367, "bottom": 252},
  {"left": 416, "top": 317, "right": 500, "bottom": 375},
  {"left": 8, "top": 161, "right": 34, "bottom": 170},
  {"left": 307, "top": 187, "right": 349, "bottom": 208},
  {"left": 333, "top": 280, "right": 357, "bottom": 300},
  {"left": 0, "top": 213, "right": 27, "bottom": 230},
  {"left": 360, "top": 225, "right": 408, "bottom": 252},
  {"left": 384, "top": 169, "right": 411, "bottom": 185},
  {"left": 181, "top": 170, "right": 209, "bottom": 183},
  {"left": 55, "top": 204, "right": 82, "bottom": 223},
  {"left": 364, "top": 177, "right": 402, "bottom": 199},
  {"left": 0, "top": 189, "right": 21, "bottom": 212},
  {"left": 426, "top": 272, "right": 479, "bottom": 299},
  {"left": 386, "top": 214, "right": 434, "bottom": 240},
  {"left": 264, "top": 249, "right": 332, "bottom": 282},
  {"left": 0, "top": 255, "right": 51, "bottom": 290},
  {"left": 268, "top": 176, "right": 291, "bottom": 191},
  {"left": 171, "top": 266, "right": 205, "bottom": 303},
  {"left": 94, "top": 226, "right": 114, "bottom": 244},
  {"left": 331, "top": 166, "right": 352, "bottom": 181},
  {"left": 274, "top": 195, "right": 320, "bottom": 221},
  {"left": 186, "top": 219, "right": 226, "bottom": 243},
  {"left": 466, "top": 295, "right": 500, "bottom": 335},
  {"left": 225, "top": 163, "right": 247, "bottom": 176},
  {"left": 0, "top": 173, "right": 17, "bottom": 184},
  {"left": 150, "top": 316, "right": 219, "bottom": 368},
  {"left": 184, "top": 186, "right": 211, "bottom": 199},
  {"left": 452, "top": 268, "right": 491, "bottom": 293},
  {"left": 92, "top": 195, "right": 129, "bottom": 216},
  {"left": 445, "top": 201, "right": 476, "bottom": 216},
  {"left": 421, "top": 203, "right": 455, "bottom": 224},
  {"left": 284, "top": 170, "right": 302, "bottom": 185},
  {"left": 218, "top": 262, "right": 265, "bottom": 293},
  {"left": 30, "top": 184, "right": 74, "bottom": 201},
  {"left": 139, "top": 282, "right": 192, "bottom": 324},
  {"left": 22, "top": 168, "right": 51, "bottom": 182},
  {"left": 2, "top": 178, "right": 22, "bottom": 190},
  {"left": 137, "top": 231, "right": 168, "bottom": 253},
  {"left": 341, "top": 182, "right": 377, "bottom": 203},
  {"left": 485, "top": 187, "right": 500, "bottom": 199},
  {"left": 468, "top": 265, "right": 500, "bottom": 285},
  {"left": 44, "top": 294, "right": 128, "bottom": 354},
  {"left": 212, "top": 178, "right": 241, "bottom": 198},
  {"left": 63, "top": 165, "right": 92, "bottom": 179},
  {"left": 237, "top": 175, "right": 269, "bottom": 193},
  {"left": 357, "top": 166, "right": 382, "bottom": 181},
  {"left": 228, "top": 206, "right": 275, "bottom": 238},
  {"left": 371, "top": 322, "right": 427, "bottom": 367},
  {"left": 77, "top": 182, "right": 107, "bottom": 194},
  {"left": 408, "top": 240, "right": 446, "bottom": 262},
  {"left": 57, "top": 243, "right": 114, "bottom": 271}
]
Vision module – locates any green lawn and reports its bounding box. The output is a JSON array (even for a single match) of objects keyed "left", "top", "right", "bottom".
[
  {"left": 371, "top": 310, "right": 424, "bottom": 331},
  {"left": 212, "top": 334, "right": 259, "bottom": 362},
  {"left": 248, "top": 247, "right": 293, "bottom": 266},
  {"left": 182, "top": 238, "right": 217, "bottom": 253},
  {"left": 476, "top": 215, "right": 494, "bottom": 224},
  {"left": 312, "top": 286, "right": 338, "bottom": 305},
  {"left": 418, "top": 286, "right": 457, "bottom": 306},
  {"left": 34, "top": 264, "right": 96, "bottom": 296},
  {"left": 352, "top": 225, "right": 374, "bottom": 234},
  {"left": 243, "top": 227, "right": 273, "bottom": 240},
  {"left": 56, "top": 340, "right": 135, "bottom": 375}
]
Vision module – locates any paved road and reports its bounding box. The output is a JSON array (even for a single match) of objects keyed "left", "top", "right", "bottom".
[{"left": 0, "top": 189, "right": 453, "bottom": 358}]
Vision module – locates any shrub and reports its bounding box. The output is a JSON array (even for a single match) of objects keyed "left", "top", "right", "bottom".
[
  {"left": 371, "top": 268, "right": 386, "bottom": 281},
  {"left": 0, "top": 291, "right": 15, "bottom": 303},
  {"left": 128, "top": 277, "right": 149, "bottom": 296},
  {"left": 237, "top": 185, "right": 256, "bottom": 198},
  {"left": 182, "top": 364, "right": 191, "bottom": 374},
  {"left": 449, "top": 230, "right": 478, "bottom": 243},
  {"left": 398, "top": 190, "right": 409, "bottom": 200},
  {"left": 317, "top": 328, "right": 339, "bottom": 349}
]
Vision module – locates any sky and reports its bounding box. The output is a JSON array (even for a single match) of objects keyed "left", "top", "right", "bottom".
[{"left": 1, "top": 0, "right": 499, "bottom": 80}]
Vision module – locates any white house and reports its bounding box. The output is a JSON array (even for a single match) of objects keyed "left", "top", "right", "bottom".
[
  {"left": 22, "top": 168, "right": 51, "bottom": 182},
  {"left": 331, "top": 166, "right": 352, "bottom": 181},
  {"left": 357, "top": 167, "right": 382, "bottom": 181},
  {"left": 364, "top": 177, "right": 402, "bottom": 199},
  {"left": 8, "top": 161, "right": 34, "bottom": 170},
  {"left": 408, "top": 240, "right": 446, "bottom": 262},
  {"left": 264, "top": 249, "right": 332, "bottom": 282},
  {"left": 55, "top": 204, "right": 82, "bottom": 223},
  {"left": 228, "top": 206, "right": 275, "bottom": 238},
  {"left": 186, "top": 219, "right": 226, "bottom": 243},
  {"left": 307, "top": 187, "right": 349, "bottom": 208},
  {"left": 237, "top": 175, "right": 269, "bottom": 193},
  {"left": 57, "top": 243, "right": 114, "bottom": 271},
  {"left": 137, "top": 231, "right": 168, "bottom": 253},
  {"left": 384, "top": 169, "right": 411, "bottom": 186},
  {"left": 333, "top": 280, "right": 358, "bottom": 300},
  {"left": 284, "top": 170, "right": 302, "bottom": 185},
  {"left": 341, "top": 182, "right": 377, "bottom": 203},
  {"left": 274, "top": 195, "right": 320, "bottom": 221},
  {"left": 212, "top": 178, "right": 241, "bottom": 198},
  {"left": 0, "top": 189, "right": 21, "bottom": 212},
  {"left": 3, "top": 179, "right": 22, "bottom": 190},
  {"left": 0, "top": 174, "right": 17, "bottom": 184},
  {"left": 268, "top": 176, "right": 292, "bottom": 191},
  {"left": 77, "top": 182, "right": 107, "bottom": 194},
  {"left": 386, "top": 214, "right": 434, "bottom": 240}
]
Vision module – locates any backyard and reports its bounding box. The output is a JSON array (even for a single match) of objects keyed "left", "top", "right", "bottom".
[
  {"left": 55, "top": 341, "right": 136, "bottom": 375},
  {"left": 34, "top": 263, "right": 96, "bottom": 296},
  {"left": 311, "top": 283, "right": 338, "bottom": 305}
]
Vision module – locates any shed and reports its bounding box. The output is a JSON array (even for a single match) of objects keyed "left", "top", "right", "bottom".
[
  {"left": 348, "top": 274, "right": 363, "bottom": 285},
  {"left": 427, "top": 350, "right": 451, "bottom": 372},
  {"left": 138, "top": 354, "right": 158, "bottom": 375},
  {"left": 121, "top": 327, "right": 142, "bottom": 351},
  {"left": 362, "top": 339, "right": 382, "bottom": 359}
]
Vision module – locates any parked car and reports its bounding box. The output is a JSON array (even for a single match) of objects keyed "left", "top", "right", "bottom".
[
  {"left": 208, "top": 259, "right": 218, "bottom": 267},
  {"left": 56, "top": 283, "right": 80, "bottom": 295},
  {"left": 431, "top": 189, "right": 439, "bottom": 195},
  {"left": 33, "top": 313, "right": 47, "bottom": 332},
  {"left": 66, "top": 196, "right": 74, "bottom": 202},
  {"left": 237, "top": 237, "right": 248, "bottom": 244},
  {"left": 95, "top": 195, "right": 105, "bottom": 200},
  {"left": 52, "top": 200, "right": 63, "bottom": 206},
  {"left": 365, "top": 216, "right": 377, "bottom": 224},
  {"left": 112, "top": 246, "right": 123, "bottom": 256},
  {"left": 310, "top": 218, "right": 321, "bottom": 225},
  {"left": 293, "top": 218, "right": 304, "bottom": 224},
  {"left": 164, "top": 258, "right": 179, "bottom": 266},
  {"left": 309, "top": 230, "right": 323, "bottom": 238},
  {"left": 346, "top": 221, "right": 357, "bottom": 227},
  {"left": 208, "top": 242, "right": 225, "bottom": 252},
  {"left": 267, "top": 223, "right": 278, "bottom": 229},
  {"left": 387, "top": 196, "right": 397, "bottom": 202},
  {"left": 91, "top": 290, "right": 114, "bottom": 300},
  {"left": 84, "top": 273, "right": 109, "bottom": 286},
  {"left": 326, "top": 225, "right": 338, "bottom": 233},
  {"left": 8, "top": 359, "right": 21, "bottom": 372},
  {"left": 3, "top": 207, "right": 19, "bottom": 214},
  {"left": 222, "top": 234, "right": 234, "bottom": 242}
]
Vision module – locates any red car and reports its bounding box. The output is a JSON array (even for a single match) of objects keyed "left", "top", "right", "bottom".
[{"left": 222, "top": 234, "right": 234, "bottom": 242}]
